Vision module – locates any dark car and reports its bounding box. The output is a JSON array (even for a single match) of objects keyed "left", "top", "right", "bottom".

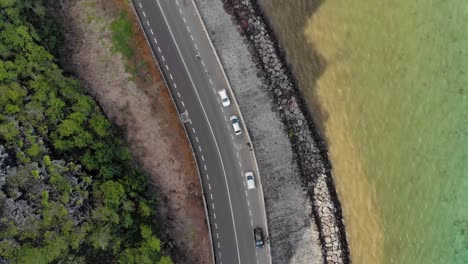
[{"left": 253, "top": 227, "right": 265, "bottom": 248}]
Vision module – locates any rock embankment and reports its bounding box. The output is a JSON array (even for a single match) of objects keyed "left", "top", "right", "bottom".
[{"left": 221, "top": 0, "right": 350, "bottom": 263}]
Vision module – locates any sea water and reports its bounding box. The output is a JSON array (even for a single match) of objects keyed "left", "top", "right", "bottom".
[{"left": 258, "top": 0, "right": 468, "bottom": 263}]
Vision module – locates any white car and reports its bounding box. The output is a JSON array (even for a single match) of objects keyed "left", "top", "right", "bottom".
[
  {"left": 245, "top": 172, "right": 256, "bottom": 190},
  {"left": 230, "top": 115, "right": 242, "bottom": 135},
  {"left": 217, "top": 89, "right": 231, "bottom": 107}
]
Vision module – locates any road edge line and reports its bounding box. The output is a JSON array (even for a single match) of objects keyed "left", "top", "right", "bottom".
[{"left": 129, "top": 2, "right": 216, "bottom": 263}]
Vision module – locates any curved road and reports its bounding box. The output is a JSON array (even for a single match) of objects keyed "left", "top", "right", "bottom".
[{"left": 131, "top": 0, "right": 271, "bottom": 263}]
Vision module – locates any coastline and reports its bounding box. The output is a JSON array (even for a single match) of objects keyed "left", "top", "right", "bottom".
[{"left": 221, "top": 1, "right": 350, "bottom": 263}]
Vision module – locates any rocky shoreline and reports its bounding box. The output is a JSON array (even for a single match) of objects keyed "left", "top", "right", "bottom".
[{"left": 220, "top": 0, "right": 350, "bottom": 263}]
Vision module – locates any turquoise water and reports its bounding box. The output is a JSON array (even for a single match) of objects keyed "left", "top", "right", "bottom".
[{"left": 259, "top": 0, "right": 468, "bottom": 263}]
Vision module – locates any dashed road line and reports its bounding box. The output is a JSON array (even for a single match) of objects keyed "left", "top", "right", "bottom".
[
  {"left": 169, "top": 74, "right": 173, "bottom": 80},
  {"left": 190, "top": 35, "right": 194, "bottom": 41},
  {"left": 208, "top": 183, "right": 212, "bottom": 190},
  {"left": 153, "top": 37, "right": 157, "bottom": 44},
  {"left": 217, "top": 242, "right": 221, "bottom": 249},
  {"left": 146, "top": 20, "right": 150, "bottom": 26},
  {"left": 192, "top": 127, "right": 196, "bottom": 133},
  {"left": 202, "top": 60, "right": 206, "bottom": 67},
  {"left": 249, "top": 210, "right": 252, "bottom": 217},
  {"left": 186, "top": 25, "right": 191, "bottom": 33},
  {"left": 183, "top": 17, "right": 187, "bottom": 23},
  {"left": 138, "top": 2, "right": 142, "bottom": 8},
  {"left": 161, "top": 55, "right": 165, "bottom": 61},
  {"left": 211, "top": 203, "right": 215, "bottom": 209},
  {"left": 143, "top": 11, "right": 146, "bottom": 17},
  {"left": 195, "top": 136, "right": 199, "bottom": 143},
  {"left": 238, "top": 161, "right": 242, "bottom": 167},
  {"left": 204, "top": 164, "right": 207, "bottom": 171},
  {"left": 224, "top": 116, "right": 227, "bottom": 121},
  {"left": 194, "top": 43, "right": 198, "bottom": 50},
  {"left": 173, "top": 83, "right": 177, "bottom": 88},
  {"left": 165, "top": 64, "right": 169, "bottom": 70},
  {"left": 206, "top": 174, "right": 210, "bottom": 180},
  {"left": 157, "top": 47, "right": 161, "bottom": 52},
  {"left": 210, "top": 193, "right": 213, "bottom": 199},
  {"left": 231, "top": 134, "right": 234, "bottom": 139},
  {"left": 177, "top": 92, "right": 181, "bottom": 98},
  {"left": 215, "top": 223, "right": 218, "bottom": 229},
  {"left": 150, "top": 29, "right": 154, "bottom": 35},
  {"left": 209, "top": 78, "right": 213, "bottom": 85},
  {"left": 199, "top": 146, "right": 202, "bottom": 152},
  {"left": 181, "top": 101, "right": 185, "bottom": 107},
  {"left": 202, "top": 155, "right": 205, "bottom": 161}
]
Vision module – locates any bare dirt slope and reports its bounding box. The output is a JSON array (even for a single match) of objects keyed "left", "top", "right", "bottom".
[{"left": 56, "top": 0, "right": 211, "bottom": 262}]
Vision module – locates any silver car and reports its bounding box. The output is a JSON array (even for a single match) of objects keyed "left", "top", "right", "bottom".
[{"left": 230, "top": 115, "right": 242, "bottom": 135}]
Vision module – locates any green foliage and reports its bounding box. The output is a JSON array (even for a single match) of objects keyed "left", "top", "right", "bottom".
[
  {"left": 110, "top": 11, "right": 133, "bottom": 58},
  {"left": 0, "top": 1, "right": 171, "bottom": 263}
]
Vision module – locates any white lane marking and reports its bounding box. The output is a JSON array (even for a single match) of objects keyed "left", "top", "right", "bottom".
[
  {"left": 250, "top": 219, "right": 253, "bottom": 227},
  {"left": 206, "top": 174, "right": 210, "bottom": 180},
  {"left": 173, "top": 83, "right": 177, "bottom": 88},
  {"left": 216, "top": 233, "right": 219, "bottom": 239},
  {"left": 177, "top": 92, "right": 181, "bottom": 98},
  {"left": 165, "top": 64, "right": 169, "bottom": 70},
  {"left": 202, "top": 155, "right": 205, "bottom": 161},
  {"left": 245, "top": 190, "right": 248, "bottom": 197},
  {"left": 194, "top": 43, "right": 198, "bottom": 50},
  {"left": 221, "top": 107, "right": 224, "bottom": 113},
  {"left": 195, "top": 137, "right": 199, "bottom": 143},
  {"left": 238, "top": 161, "right": 242, "bottom": 167},
  {"left": 211, "top": 203, "right": 215, "bottom": 209},
  {"left": 178, "top": 8, "right": 182, "bottom": 14},
  {"left": 224, "top": 116, "right": 227, "bottom": 121},
  {"left": 156, "top": 3, "right": 241, "bottom": 262},
  {"left": 215, "top": 223, "right": 218, "bottom": 229},
  {"left": 217, "top": 242, "right": 221, "bottom": 249},
  {"left": 249, "top": 210, "right": 252, "bottom": 217},
  {"left": 157, "top": 47, "right": 161, "bottom": 52},
  {"left": 161, "top": 55, "right": 165, "bottom": 61},
  {"left": 236, "top": 152, "right": 239, "bottom": 158},
  {"left": 208, "top": 184, "right": 212, "bottom": 190},
  {"left": 247, "top": 200, "right": 250, "bottom": 207},
  {"left": 146, "top": 20, "right": 150, "bottom": 26},
  {"left": 181, "top": 101, "right": 185, "bottom": 107},
  {"left": 199, "top": 146, "right": 202, "bottom": 152},
  {"left": 192, "top": 127, "right": 196, "bottom": 133},
  {"left": 150, "top": 29, "right": 154, "bottom": 35},
  {"left": 231, "top": 134, "right": 234, "bottom": 139},
  {"left": 190, "top": 35, "right": 194, "bottom": 41},
  {"left": 186, "top": 25, "right": 191, "bottom": 33},
  {"left": 210, "top": 193, "right": 213, "bottom": 199},
  {"left": 209, "top": 78, "right": 213, "bottom": 85},
  {"left": 138, "top": 2, "right": 142, "bottom": 8},
  {"left": 183, "top": 17, "right": 187, "bottom": 23},
  {"left": 153, "top": 37, "right": 157, "bottom": 44},
  {"left": 143, "top": 11, "right": 146, "bottom": 17},
  {"left": 169, "top": 74, "right": 173, "bottom": 80},
  {"left": 204, "top": 164, "right": 207, "bottom": 171},
  {"left": 201, "top": 60, "right": 206, "bottom": 67}
]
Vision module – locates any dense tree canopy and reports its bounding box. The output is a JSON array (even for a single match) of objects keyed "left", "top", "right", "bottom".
[{"left": 0, "top": 1, "right": 171, "bottom": 263}]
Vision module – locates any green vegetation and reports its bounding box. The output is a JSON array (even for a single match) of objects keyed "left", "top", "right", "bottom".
[
  {"left": 0, "top": 1, "right": 171, "bottom": 263},
  {"left": 110, "top": 11, "right": 134, "bottom": 59}
]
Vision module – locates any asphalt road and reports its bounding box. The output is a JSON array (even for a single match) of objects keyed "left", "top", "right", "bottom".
[{"left": 131, "top": 0, "right": 271, "bottom": 263}]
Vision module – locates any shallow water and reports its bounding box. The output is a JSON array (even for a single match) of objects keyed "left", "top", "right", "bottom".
[{"left": 258, "top": 0, "right": 468, "bottom": 263}]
